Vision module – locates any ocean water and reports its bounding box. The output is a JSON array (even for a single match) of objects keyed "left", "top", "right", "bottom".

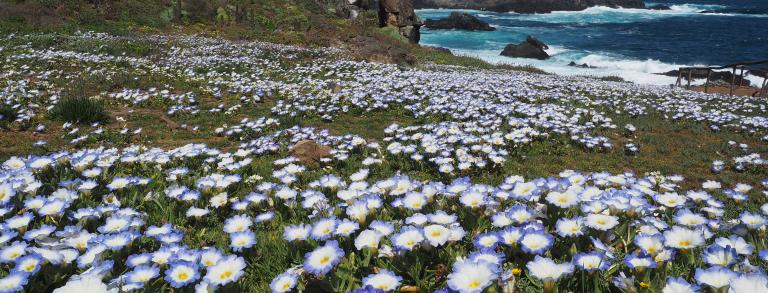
[{"left": 416, "top": 0, "right": 768, "bottom": 85}]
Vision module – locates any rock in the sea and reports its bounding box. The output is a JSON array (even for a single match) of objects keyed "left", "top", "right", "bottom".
[
  {"left": 289, "top": 140, "right": 332, "bottom": 164},
  {"left": 647, "top": 4, "right": 671, "bottom": 10},
  {"left": 379, "top": 0, "right": 423, "bottom": 43},
  {"left": 748, "top": 70, "right": 768, "bottom": 78},
  {"left": 501, "top": 35, "right": 550, "bottom": 60},
  {"left": 658, "top": 69, "right": 751, "bottom": 87},
  {"left": 412, "top": 0, "right": 645, "bottom": 13},
  {"left": 424, "top": 12, "right": 496, "bottom": 31},
  {"left": 568, "top": 61, "right": 593, "bottom": 68}
]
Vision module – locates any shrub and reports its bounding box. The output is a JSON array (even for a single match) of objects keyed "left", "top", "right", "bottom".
[
  {"left": 51, "top": 96, "right": 108, "bottom": 124},
  {"left": 597, "top": 75, "right": 626, "bottom": 82},
  {"left": 0, "top": 106, "right": 17, "bottom": 128}
]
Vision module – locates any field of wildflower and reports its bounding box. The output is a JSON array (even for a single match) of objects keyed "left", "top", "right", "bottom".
[{"left": 1, "top": 30, "right": 768, "bottom": 293}]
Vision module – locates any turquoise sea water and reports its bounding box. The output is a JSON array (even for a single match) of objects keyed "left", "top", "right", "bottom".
[{"left": 417, "top": 0, "right": 768, "bottom": 84}]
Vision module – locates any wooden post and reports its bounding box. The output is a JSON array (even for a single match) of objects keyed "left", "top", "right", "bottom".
[
  {"left": 762, "top": 77, "right": 768, "bottom": 97},
  {"left": 730, "top": 67, "right": 737, "bottom": 96},
  {"left": 705, "top": 69, "right": 711, "bottom": 93},
  {"left": 676, "top": 70, "right": 682, "bottom": 87},
  {"left": 686, "top": 69, "right": 692, "bottom": 90}
]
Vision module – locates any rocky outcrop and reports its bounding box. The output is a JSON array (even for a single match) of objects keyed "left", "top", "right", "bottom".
[
  {"left": 568, "top": 61, "right": 594, "bottom": 68},
  {"left": 412, "top": 0, "right": 645, "bottom": 13},
  {"left": 379, "top": 0, "right": 423, "bottom": 43},
  {"left": 658, "top": 70, "right": 751, "bottom": 87},
  {"left": 424, "top": 12, "right": 496, "bottom": 31},
  {"left": 500, "top": 35, "right": 550, "bottom": 60},
  {"left": 647, "top": 4, "right": 671, "bottom": 10}
]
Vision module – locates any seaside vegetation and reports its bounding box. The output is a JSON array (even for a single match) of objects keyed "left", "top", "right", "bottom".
[{"left": 0, "top": 1, "right": 767, "bottom": 293}]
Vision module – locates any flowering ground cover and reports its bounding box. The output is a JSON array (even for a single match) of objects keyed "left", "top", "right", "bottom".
[{"left": 0, "top": 31, "right": 767, "bottom": 293}]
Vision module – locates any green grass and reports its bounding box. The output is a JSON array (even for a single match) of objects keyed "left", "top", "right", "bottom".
[{"left": 51, "top": 96, "right": 109, "bottom": 124}]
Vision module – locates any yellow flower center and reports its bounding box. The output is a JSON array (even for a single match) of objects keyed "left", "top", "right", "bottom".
[
  {"left": 220, "top": 271, "right": 232, "bottom": 279},
  {"left": 319, "top": 256, "right": 330, "bottom": 265},
  {"left": 468, "top": 280, "right": 481, "bottom": 289},
  {"left": 177, "top": 272, "right": 189, "bottom": 281}
]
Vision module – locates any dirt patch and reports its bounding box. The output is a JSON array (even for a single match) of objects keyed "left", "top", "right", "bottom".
[{"left": 110, "top": 108, "right": 180, "bottom": 129}]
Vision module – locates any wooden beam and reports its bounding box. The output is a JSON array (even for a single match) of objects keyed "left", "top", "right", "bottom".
[
  {"left": 730, "top": 67, "right": 736, "bottom": 96},
  {"left": 687, "top": 69, "right": 692, "bottom": 90},
  {"left": 705, "top": 69, "right": 711, "bottom": 93}
]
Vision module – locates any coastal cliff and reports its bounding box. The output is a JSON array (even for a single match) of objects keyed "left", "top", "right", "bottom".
[{"left": 412, "top": 0, "right": 646, "bottom": 13}]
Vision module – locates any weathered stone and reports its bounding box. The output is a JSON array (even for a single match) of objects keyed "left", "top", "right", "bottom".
[
  {"left": 500, "top": 35, "right": 550, "bottom": 60},
  {"left": 424, "top": 12, "right": 496, "bottom": 31},
  {"left": 379, "top": 0, "right": 422, "bottom": 43}
]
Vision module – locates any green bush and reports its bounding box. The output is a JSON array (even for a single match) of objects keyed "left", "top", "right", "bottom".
[
  {"left": 597, "top": 75, "right": 626, "bottom": 82},
  {"left": 0, "top": 106, "right": 17, "bottom": 128},
  {"left": 51, "top": 96, "right": 108, "bottom": 124}
]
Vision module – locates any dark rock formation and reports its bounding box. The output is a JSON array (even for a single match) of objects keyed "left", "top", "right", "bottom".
[
  {"left": 568, "top": 61, "right": 594, "bottom": 68},
  {"left": 647, "top": 4, "right": 671, "bottom": 10},
  {"left": 379, "top": 0, "right": 423, "bottom": 43},
  {"left": 658, "top": 70, "right": 752, "bottom": 87},
  {"left": 424, "top": 12, "right": 496, "bottom": 31},
  {"left": 424, "top": 46, "right": 453, "bottom": 54},
  {"left": 412, "top": 0, "right": 645, "bottom": 13},
  {"left": 501, "top": 35, "right": 550, "bottom": 60},
  {"left": 748, "top": 69, "right": 768, "bottom": 78}
]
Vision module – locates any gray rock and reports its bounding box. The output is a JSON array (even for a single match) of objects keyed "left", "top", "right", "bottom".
[
  {"left": 425, "top": 12, "right": 496, "bottom": 31},
  {"left": 500, "top": 35, "right": 550, "bottom": 60},
  {"left": 379, "top": 0, "right": 423, "bottom": 43}
]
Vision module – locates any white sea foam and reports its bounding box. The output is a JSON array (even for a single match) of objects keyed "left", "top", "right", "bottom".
[
  {"left": 429, "top": 46, "right": 707, "bottom": 85},
  {"left": 462, "top": 4, "right": 767, "bottom": 25}
]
